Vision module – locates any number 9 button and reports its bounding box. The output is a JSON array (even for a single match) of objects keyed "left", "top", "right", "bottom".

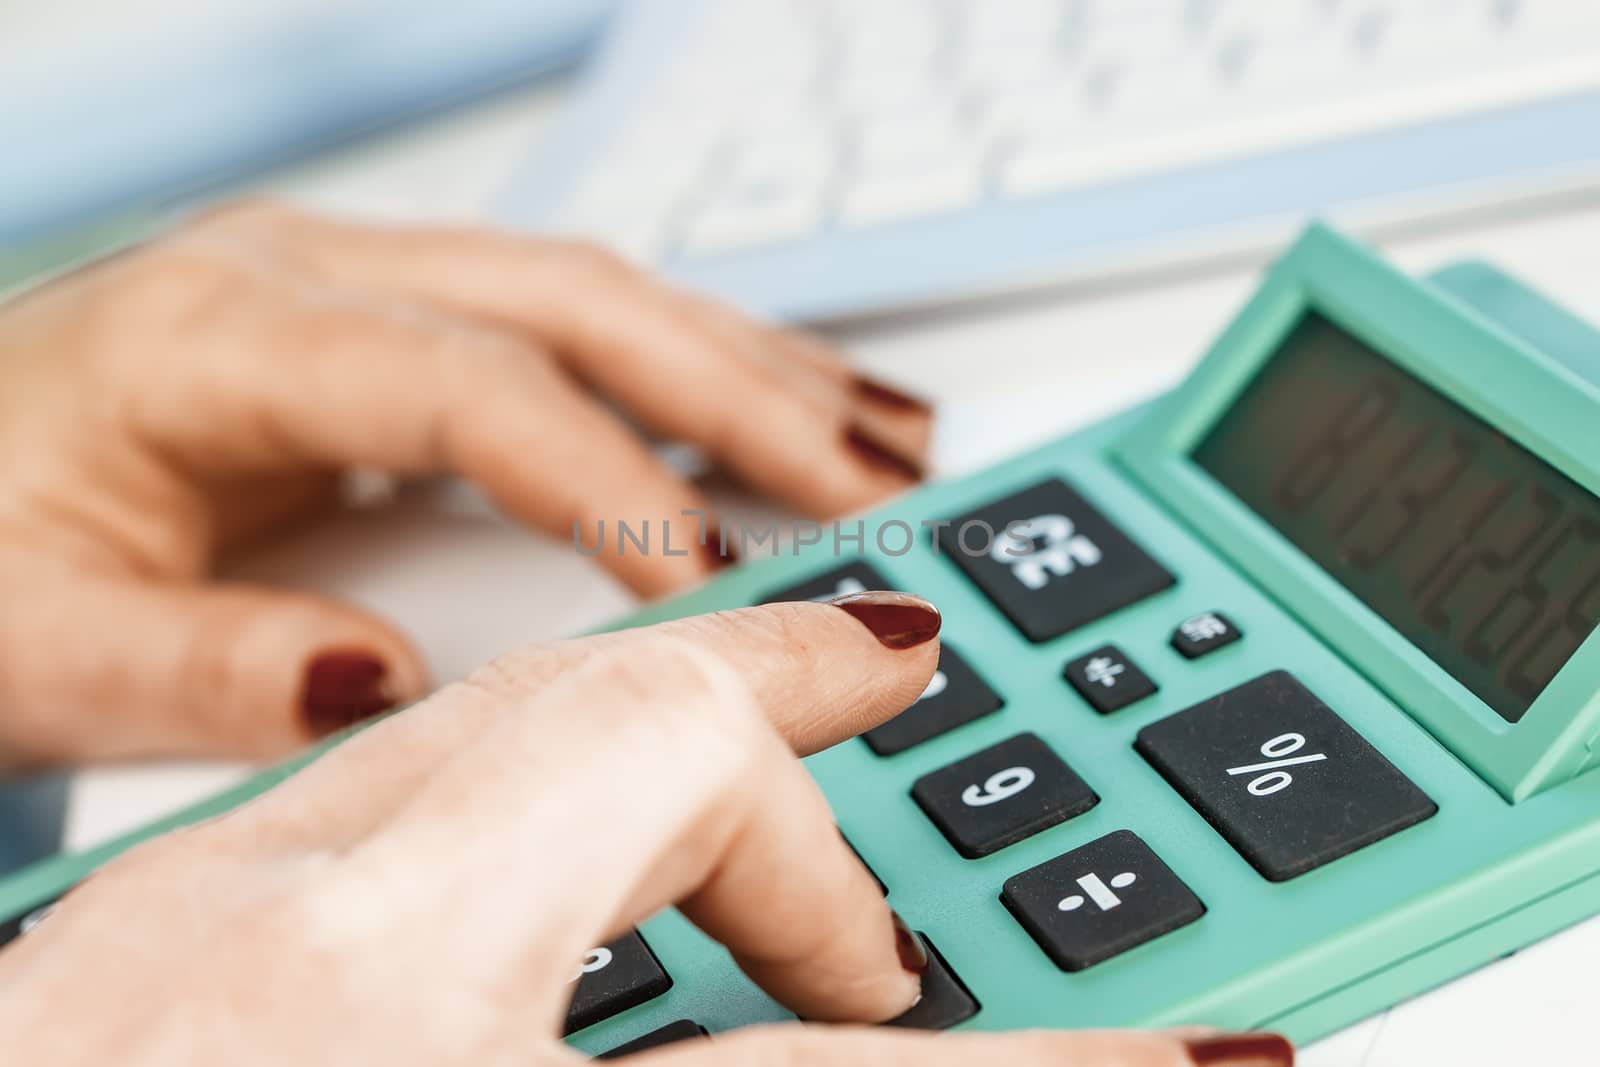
[{"left": 912, "top": 733, "right": 1099, "bottom": 858}]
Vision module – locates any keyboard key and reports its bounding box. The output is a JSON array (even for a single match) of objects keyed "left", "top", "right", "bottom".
[
  {"left": 598, "top": 1020, "right": 708, "bottom": 1059},
  {"left": 883, "top": 936, "right": 980, "bottom": 1030},
  {"left": 1001, "top": 830, "right": 1205, "bottom": 972},
  {"left": 681, "top": 175, "right": 826, "bottom": 258},
  {"left": 853, "top": 112, "right": 966, "bottom": 172},
  {"left": 726, "top": 133, "right": 836, "bottom": 190},
  {"left": 1135, "top": 672, "right": 1438, "bottom": 882},
  {"left": 1064, "top": 644, "right": 1158, "bottom": 714},
  {"left": 564, "top": 931, "right": 673, "bottom": 1035},
  {"left": 864, "top": 644, "right": 1004, "bottom": 756},
  {"left": 762, "top": 560, "right": 892, "bottom": 604},
  {"left": 0, "top": 896, "right": 60, "bottom": 950},
  {"left": 912, "top": 733, "right": 1098, "bottom": 858},
  {"left": 838, "top": 162, "right": 984, "bottom": 229},
  {"left": 842, "top": 833, "right": 887, "bottom": 896},
  {"left": 938, "top": 478, "right": 1175, "bottom": 643},
  {"left": 1170, "top": 611, "right": 1242, "bottom": 658}
]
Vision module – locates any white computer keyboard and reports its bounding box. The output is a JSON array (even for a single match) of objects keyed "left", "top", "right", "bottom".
[{"left": 548, "top": 0, "right": 1600, "bottom": 265}]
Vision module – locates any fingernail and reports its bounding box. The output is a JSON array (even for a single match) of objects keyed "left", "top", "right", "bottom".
[
  {"left": 301, "top": 650, "right": 400, "bottom": 738},
  {"left": 890, "top": 912, "right": 930, "bottom": 975},
  {"left": 701, "top": 524, "right": 739, "bottom": 569},
  {"left": 1183, "top": 1032, "right": 1295, "bottom": 1066},
  {"left": 854, "top": 374, "right": 933, "bottom": 415},
  {"left": 843, "top": 423, "right": 924, "bottom": 481},
  {"left": 831, "top": 591, "right": 941, "bottom": 650}
]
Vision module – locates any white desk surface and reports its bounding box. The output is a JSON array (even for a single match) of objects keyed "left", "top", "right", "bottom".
[{"left": 64, "top": 79, "right": 1600, "bottom": 1066}]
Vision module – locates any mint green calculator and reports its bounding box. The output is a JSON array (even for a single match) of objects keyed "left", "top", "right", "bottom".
[{"left": 3, "top": 225, "right": 1598, "bottom": 1057}]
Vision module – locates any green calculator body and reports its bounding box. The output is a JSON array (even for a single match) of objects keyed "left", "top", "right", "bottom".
[{"left": 3, "top": 225, "right": 1598, "bottom": 1056}]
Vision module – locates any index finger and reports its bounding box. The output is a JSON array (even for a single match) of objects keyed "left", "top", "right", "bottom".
[
  {"left": 231, "top": 594, "right": 942, "bottom": 848},
  {"left": 265, "top": 593, "right": 944, "bottom": 1027}
]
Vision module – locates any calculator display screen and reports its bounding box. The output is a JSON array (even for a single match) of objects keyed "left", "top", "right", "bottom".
[{"left": 1194, "top": 312, "right": 1600, "bottom": 723}]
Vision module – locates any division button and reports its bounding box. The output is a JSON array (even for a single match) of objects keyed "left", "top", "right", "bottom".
[
  {"left": 938, "top": 478, "right": 1175, "bottom": 643},
  {"left": 1064, "top": 644, "right": 1158, "bottom": 714},
  {"left": 912, "top": 733, "right": 1098, "bottom": 858},
  {"left": 1170, "top": 611, "right": 1242, "bottom": 658},
  {"left": 1135, "top": 671, "right": 1437, "bottom": 881},
  {"left": 864, "top": 644, "right": 1004, "bottom": 755},
  {"left": 1001, "top": 830, "right": 1205, "bottom": 971}
]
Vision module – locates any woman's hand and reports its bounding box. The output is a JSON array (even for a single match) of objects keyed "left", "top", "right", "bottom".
[
  {"left": 0, "top": 201, "right": 932, "bottom": 766},
  {"left": 0, "top": 593, "right": 1290, "bottom": 1066}
]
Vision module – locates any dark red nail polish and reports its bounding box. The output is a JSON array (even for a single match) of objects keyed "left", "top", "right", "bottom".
[
  {"left": 843, "top": 423, "right": 924, "bottom": 481},
  {"left": 854, "top": 375, "right": 933, "bottom": 415},
  {"left": 701, "top": 524, "right": 739, "bottom": 569},
  {"left": 831, "top": 591, "right": 941, "bottom": 650},
  {"left": 890, "top": 912, "right": 930, "bottom": 975},
  {"left": 1183, "top": 1032, "right": 1295, "bottom": 1066},
  {"left": 301, "top": 651, "right": 397, "bottom": 738}
]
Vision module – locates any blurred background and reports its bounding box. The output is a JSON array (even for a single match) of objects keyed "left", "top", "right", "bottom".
[
  {"left": 8, "top": 0, "right": 1600, "bottom": 310},
  {"left": 5, "top": 4, "right": 1600, "bottom": 1061}
]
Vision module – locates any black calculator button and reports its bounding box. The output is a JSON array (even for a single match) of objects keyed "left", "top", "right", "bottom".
[
  {"left": 938, "top": 479, "right": 1175, "bottom": 643},
  {"left": 842, "top": 833, "right": 888, "bottom": 895},
  {"left": 1001, "top": 830, "right": 1205, "bottom": 972},
  {"left": 597, "top": 1020, "right": 708, "bottom": 1059},
  {"left": 564, "top": 930, "right": 673, "bottom": 1035},
  {"left": 912, "top": 733, "right": 1098, "bottom": 858},
  {"left": 1135, "top": 671, "right": 1437, "bottom": 882},
  {"left": 864, "top": 645, "right": 1004, "bottom": 756},
  {"left": 1064, "top": 645, "right": 1158, "bottom": 714},
  {"left": 883, "top": 936, "right": 980, "bottom": 1030},
  {"left": 761, "top": 560, "right": 893, "bottom": 604},
  {"left": 0, "top": 896, "right": 59, "bottom": 950},
  {"left": 1170, "top": 612, "right": 1242, "bottom": 658}
]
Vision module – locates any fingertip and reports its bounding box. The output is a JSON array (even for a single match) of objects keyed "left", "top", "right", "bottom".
[
  {"left": 675, "top": 597, "right": 941, "bottom": 753},
  {"left": 853, "top": 374, "right": 935, "bottom": 417},
  {"left": 842, "top": 423, "right": 925, "bottom": 483},
  {"left": 298, "top": 645, "right": 429, "bottom": 740}
]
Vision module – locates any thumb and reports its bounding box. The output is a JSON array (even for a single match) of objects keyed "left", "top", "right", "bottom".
[{"left": 0, "top": 574, "right": 430, "bottom": 765}]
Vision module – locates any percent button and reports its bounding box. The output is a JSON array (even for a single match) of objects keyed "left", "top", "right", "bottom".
[{"left": 1135, "top": 671, "right": 1437, "bottom": 881}]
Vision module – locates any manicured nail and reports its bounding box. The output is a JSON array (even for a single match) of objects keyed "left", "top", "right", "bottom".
[
  {"left": 854, "top": 374, "right": 933, "bottom": 415},
  {"left": 890, "top": 912, "right": 930, "bottom": 975},
  {"left": 301, "top": 650, "right": 399, "bottom": 738},
  {"left": 843, "top": 423, "right": 924, "bottom": 481},
  {"left": 1183, "top": 1032, "right": 1295, "bottom": 1066},
  {"left": 831, "top": 591, "right": 941, "bottom": 650},
  {"left": 701, "top": 524, "right": 739, "bottom": 569}
]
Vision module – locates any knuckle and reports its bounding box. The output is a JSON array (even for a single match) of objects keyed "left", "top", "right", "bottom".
[
  {"left": 602, "top": 639, "right": 777, "bottom": 792},
  {"left": 688, "top": 602, "right": 808, "bottom": 658},
  {"left": 87, "top": 244, "right": 244, "bottom": 340},
  {"left": 699, "top": 601, "right": 846, "bottom": 672},
  {"left": 169, "top": 605, "right": 287, "bottom": 754},
  {"left": 459, "top": 648, "right": 552, "bottom": 702},
  {"left": 614, "top": 637, "right": 764, "bottom": 738}
]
